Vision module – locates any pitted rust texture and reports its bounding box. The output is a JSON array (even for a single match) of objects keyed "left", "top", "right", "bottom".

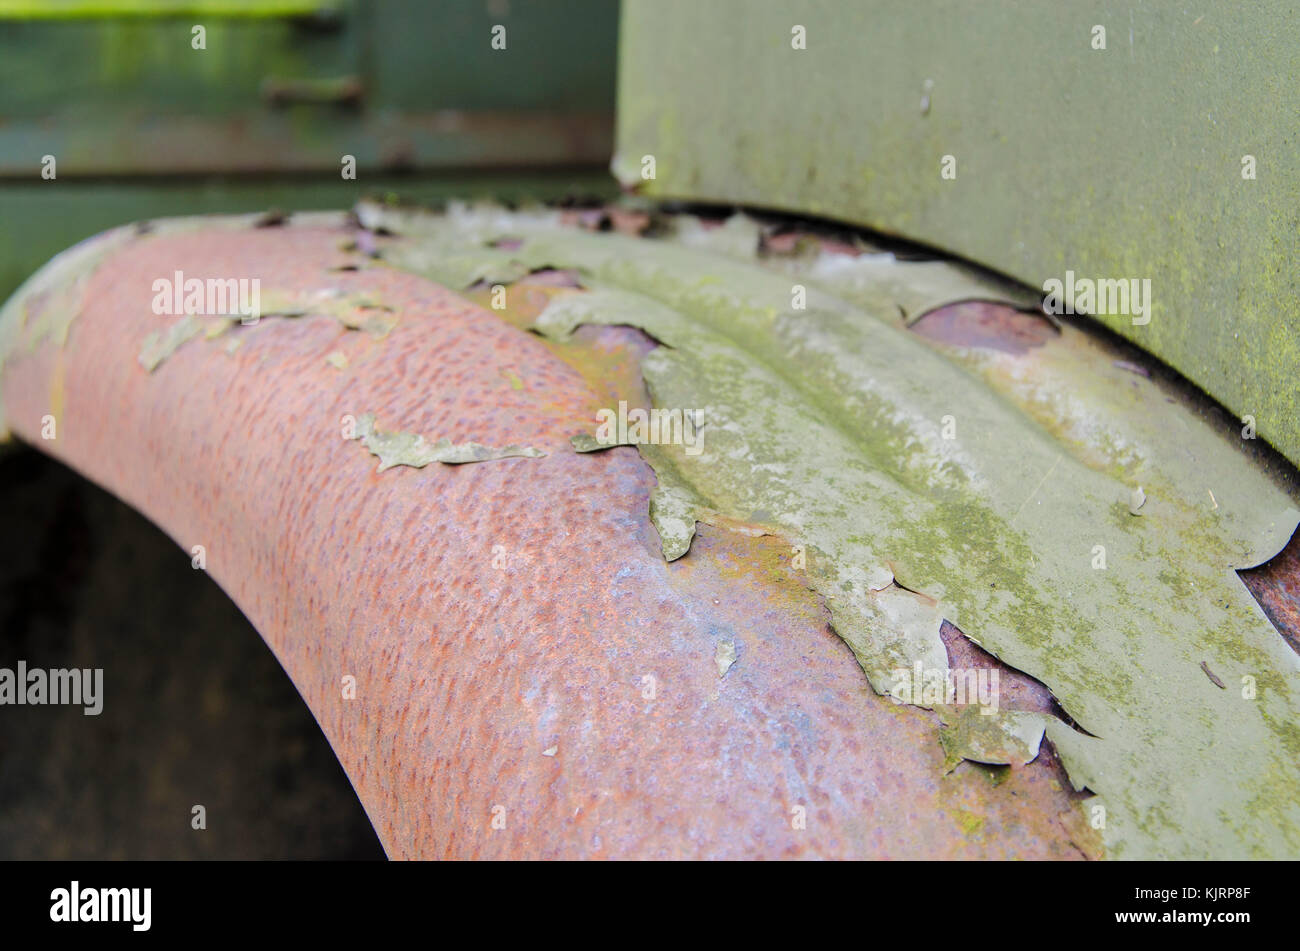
[{"left": 0, "top": 221, "right": 1106, "bottom": 858}]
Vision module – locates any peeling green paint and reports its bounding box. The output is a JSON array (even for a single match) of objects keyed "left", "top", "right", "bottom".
[
  {"left": 0, "top": 223, "right": 139, "bottom": 437},
  {"left": 366, "top": 200, "right": 1300, "bottom": 859},
  {"left": 644, "top": 459, "right": 703, "bottom": 563},
  {"left": 0, "top": 213, "right": 390, "bottom": 388},
  {"left": 348, "top": 412, "right": 545, "bottom": 471},
  {"left": 715, "top": 639, "right": 737, "bottom": 677},
  {"left": 138, "top": 313, "right": 211, "bottom": 371},
  {"left": 570, "top": 430, "right": 703, "bottom": 558},
  {"left": 766, "top": 246, "right": 1040, "bottom": 323},
  {"left": 938, "top": 705, "right": 1049, "bottom": 770},
  {"left": 1128, "top": 486, "right": 1146, "bottom": 517},
  {"left": 570, "top": 432, "right": 629, "bottom": 453},
  {"left": 139, "top": 287, "right": 397, "bottom": 373}
]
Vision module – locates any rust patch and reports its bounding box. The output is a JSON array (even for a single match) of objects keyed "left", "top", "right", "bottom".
[
  {"left": 911, "top": 301, "right": 1055, "bottom": 355},
  {"left": 1241, "top": 527, "right": 1300, "bottom": 657}
]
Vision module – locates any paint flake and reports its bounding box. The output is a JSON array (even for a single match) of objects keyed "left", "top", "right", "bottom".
[{"left": 349, "top": 413, "right": 545, "bottom": 471}]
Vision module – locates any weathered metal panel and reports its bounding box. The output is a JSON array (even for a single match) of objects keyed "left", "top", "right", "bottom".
[{"left": 613, "top": 0, "right": 1300, "bottom": 467}]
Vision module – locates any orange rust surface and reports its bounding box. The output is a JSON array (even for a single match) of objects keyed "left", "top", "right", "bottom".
[
  {"left": 4, "top": 222, "right": 1111, "bottom": 858},
  {"left": 1242, "top": 538, "right": 1300, "bottom": 657}
]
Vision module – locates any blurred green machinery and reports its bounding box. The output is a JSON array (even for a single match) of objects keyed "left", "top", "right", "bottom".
[{"left": 0, "top": 0, "right": 620, "bottom": 300}]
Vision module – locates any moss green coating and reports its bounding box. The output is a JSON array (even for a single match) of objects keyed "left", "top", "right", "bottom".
[
  {"left": 365, "top": 200, "right": 1300, "bottom": 859},
  {"left": 614, "top": 0, "right": 1300, "bottom": 469}
]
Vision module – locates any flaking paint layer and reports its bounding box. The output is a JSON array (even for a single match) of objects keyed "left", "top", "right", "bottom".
[{"left": 364, "top": 200, "right": 1300, "bottom": 859}]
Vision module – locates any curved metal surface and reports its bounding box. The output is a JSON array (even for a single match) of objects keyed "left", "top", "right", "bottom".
[{"left": 0, "top": 216, "right": 1110, "bottom": 858}]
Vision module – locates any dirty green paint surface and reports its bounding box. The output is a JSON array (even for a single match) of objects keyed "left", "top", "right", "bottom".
[
  {"left": 363, "top": 201, "right": 1300, "bottom": 859},
  {"left": 126, "top": 214, "right": 402, "bottom": 371},
  {"left": 614, "top": 0, "right": 1300, "bottom": 469}
]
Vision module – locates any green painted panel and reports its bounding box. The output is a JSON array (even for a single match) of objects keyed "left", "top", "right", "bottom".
[{"left": 614, "top": 0, "right": 1300, "bottom": 467}]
